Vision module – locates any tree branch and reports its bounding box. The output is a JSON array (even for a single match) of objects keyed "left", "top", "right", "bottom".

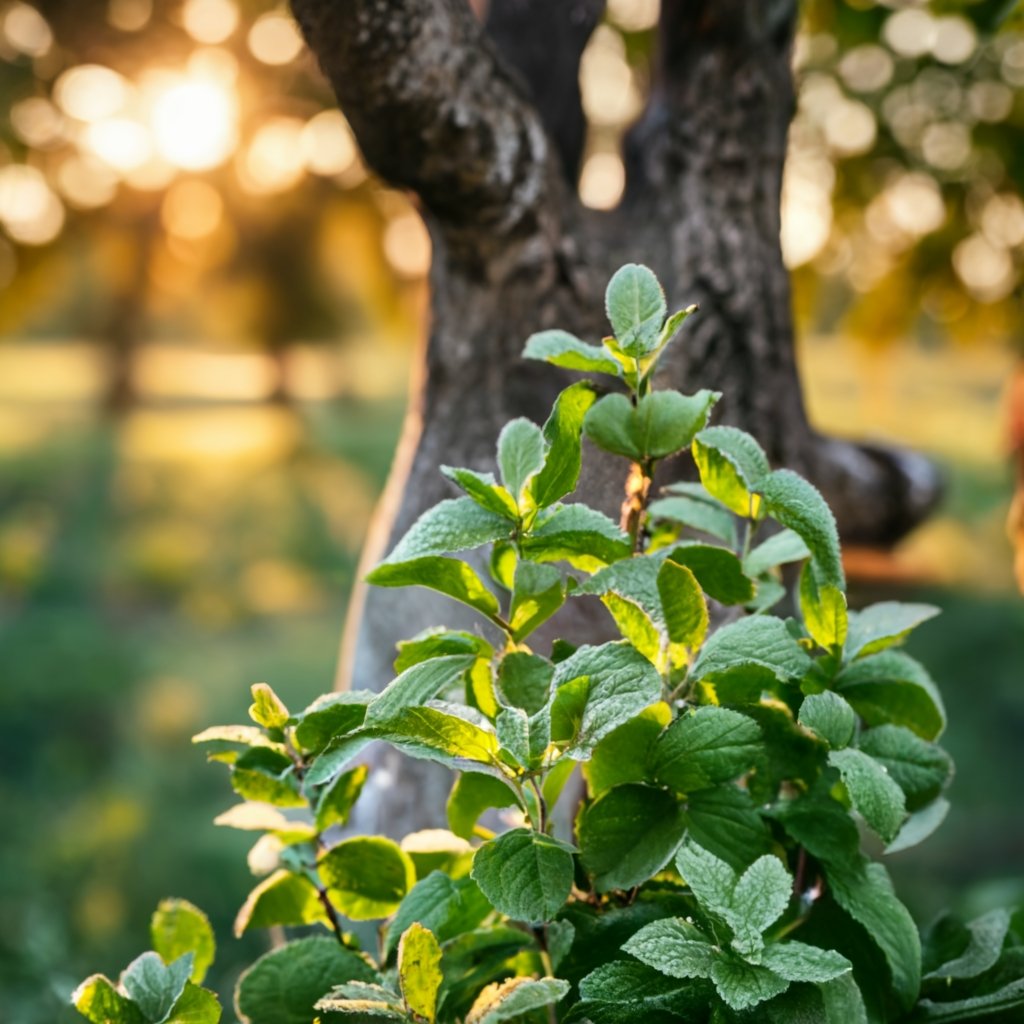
[{"left": 290, "top": 0, "right": 564, "bottom": 265}]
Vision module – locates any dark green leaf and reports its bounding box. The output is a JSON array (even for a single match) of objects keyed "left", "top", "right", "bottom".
[
  {"left": 799, "top": 692, "right": 856, "bottom": 750},
  {"left": 829, "top": 747, "right": 907, "bottom": 843},
  {"left": 315, "top": 765, "right": 369, "bottom": 831},
  {"left": 385, "top": 871, "right": 491, "bottom": 958},
  {"left": 684, "top": 786, "right": 772, "bottom": 871},
  {"left": 447, "top": 772, "right": 520, "bottom": 840},
  {"left": 665, "top": 544, "right": 755, "bottom": 605},
  {"left": 571, "top": 960, "right": 711, "bottom": 1023},
  {"left": 710, "top": 955, "right": 790, "bottom": 1011},
  {"left": 383, "top": 497, "right": 510, "bottom": 563},
  {"left": 761, "top": 942, "right": 851, "bottom": 983},
  {"left": 845, "top": 602, "right": 940, "bottom": 660},
  {"left": 605, "top": 263, "right": 666, "bottom": 356},
  {"left": 690, "top": 617, "right": 812, "bottom": 684},
  {"left": 394, "top": 629, "right": 492, "bottom": 674},
  {"left": 583, "top": 391, "right": 718, "bottom": 461},
  {"left": 584, "top": 703, "right": 670, "bottom": 797},
  {"left": 497, "top": 652, "right": 553, "bottom": 715},
  {"left": 366, "top": 557, "right": 500, "bottom": 622},
  {"left": 652, "top": 706, "right": 763, "bottom": 793},
  {"left": 293, "top": 692, "right": 373, "bottom": 755},
  {"left": 858, "top": 725, "right": 953, "bottom": 811},
  {"left": 523, "top": 329, "right": 622, "bottom": 377},
  {"left": 319, "top": 837, "right": 417, "bottom": 920},
  {"left": 470, "top": 828, "right": 575, "bottom": 923},
  {"left": 530, "top": 381, "right": 599, "bottom": 508},
  {"left": 925, "top": 908, "right": 1011, "bottom": 983},
  {"left": 523, "top": 503, "right": 631, "bottom": 570},
  {"left": 647, "top": 494, "right": 737, "bottom": 546}
]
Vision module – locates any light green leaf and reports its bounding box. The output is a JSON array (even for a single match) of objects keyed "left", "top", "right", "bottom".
[
  {"left": 584, "top": 702, "right": 671, "bottom": 797},
  {"left": 398, "top": 923, "right": 442, "bottom": 1023},
  {"left": 366, "top": 557, "right": 500, "bottom": 622},
  {"left": 622, "top": 918, "right": 715, "bottom": 979},
  {"left": 229, "top": 747, "right": 304, "bottom": 808},
  {"left": 886, "top": 797, "right": 950, "bottom": 854},
  {"left": 369, "top": 705, "right": 502, "bottom": 771},
  {"left": 858, "top": 725, "right": 953, "bottom": 811},
  {"left": 523, "top": 503, "right": 631, "bottom": 570},
  {"left": 446, "top": 772, "right": 519, "bottom": 840},
  {"left": 165, "top": 983, "right": 221, "bottom": 1024},
  {"left": 495, "top": 707, "right": 530, "bottom": 766},
  {"left": 690, "top": 616, "right": 812, "bottom": 684},
  {"left": 470, "top": 827, "right": 575, "bottom": 923},
  {"left": 440, "top": 466, "right": 519, "bottom": 520},
  {"left": 799, "top": 692, "right": 856, "bottom": 750},
  {"left": 233, "top": 870, "right": 327, "bottom": 937},
  {"left": 523, "top": 329, "right": 622, "bottom": 377},
  {"left": 761, "top": 942, "right": 851, "bottom": 983},
  {"left": 465, "top": 977, "right": 570, "bottom": 1024},
  {"left": 692, "top": 426, "right": 770, "bottom": 518},
  {"left": 709, "top": 956, "right": 790, "bottom": 1011},
  {"left": 385, "top": 871, "right": 491, "bottom": 958},
  {"left": 293, "top": 691, "right": 372, "bottom": 755},
  {"left": 395, "top": 628, "right": 492, "bottom": 673},
  {"left": 151, "top": 899, "right": 215, "bottom": 985},
  {"left": 800, "top": 566, "right": 848, "bottom": 652},
  {"left": 658, "top": 559, "right": 709, "bottom": 650},
  {"left": 315, "top": 765, "right": 369, "bottom": 831},
  {"left": 551, "top": 642, "right": 662, "bottom": 758},
  {"left": 742, "top": 529, "right": 811, "bottom": 577},
  {"left": 235, "top": 937, "right": 376, "bottom": 1024},
  {"left": 845, "top": 601, "right": 940, "bottom": 660},
  {"left": 365, "top": 654, "right": 476, "bottom": 727},
  {"left": 730, "top": 855, "right": 793, "bottom": 953},
  {"left": 529, "top": 381, "right": 599, "bottom": 508},
  {"left": 508, "top": 561, "right": 564, "bottom": 641},
  {"left": 658, "top": 304, "right": 699, "bottom": 349},
  {"left": 191, "top": 725, "right": 283, "bottom": 750},
  {"left": 605, "top": 263, "right": 666, "bottom": 356},
  {"left": 319, "top": 837, "right": 417, "bottom": 920},
  {"left": 122, "top": 952, "right": 192, "bottom": 1024},
  {"left": 647, "top": 494, "right": 737, "bottom": 546},
  {"left": 665, "top": 544, "right": 754, "bottom": 606},
  {"left": 384, "top": 497, "right": 511, "bottom": 563},
  {"left": 759, "top": 469, "right": 844, "bottom": 589},
  {"left": 497, "top": 418, "right": 546, "bottom": 502},
  {"left": 583, "top": 391, "right": 718, "bottom": 461},
  {"left": 829, "top": 747, "right": 907, "bottom": 843},
  {"left": 835, "top": 650, "right": 946, "bottom": 741},
  {"left": 249, "top": 683, "right": 289, "bottom": 731},
  {"left": 675, "top": 840, "right": 737, "bottom": 921},
  {"left": 72, "top": 975, "right": 145, "bottom": 1024},
  {"left": 652, "top": 706, "right": 762, "bottom": 793},
  {"left": 578, "top": 783, "right": 686, "bottom": 891}
]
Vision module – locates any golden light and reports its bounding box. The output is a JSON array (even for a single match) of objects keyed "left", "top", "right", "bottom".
[
  {"left": 981, "top": 193, "right": 1024, "bottom": 249},
  {"left": 161, "top": 179, "right": 224, "bottom": 240},
  {"left": 823, "top": 100, "right": 877, "bottom": 157},
  {"left": 151, "top": 76, "right": 237, "bottom": 171},
  {"left": 54, "top": 64, "right": 130, "bottom": 122},
  {"left": 187, "top": 46, "right": 238, "bottom": 85},
  {"left": 55, "top": 154, "right": 120, "bottom": 209},
  {"left": 606, "top": 0, "right": 659, "bottom": 33},
  {"left": 780, "top": 149, "right": 834, "bottom": 269},
  {"left": 883, "top": 9, "right": 936, "bottom": 59},
  {"left": 921, "top": 121, "right": 970, "bottom": 171},
  {"left": 967, "top": 81, "right": 1013, "bottom": 124},
  {"left": 301, "top": 110, "right": 357, "bottom": 177},
  {"left": 84, "top": 118, "right": 153, "bottom": 172},
  {"left": 579, "top": 151, "right": 625, "bottom": 211},
  {"left": 884, "top": 172, "right": 945, "bottom": 238},
  {"left": 2, "top": 1, "right": 53, "bottom": 57},
  {"left": 247, "top": 12, "right": 304, "bottom": 66},
  {"left": 107, "top": 0, "right": 152, "bottom": 32},
  {"left": 0, "top": 238, "right": 15, "bottom": 289},
  {"left": 10, "top": 97, "right": 65, "bottom": 149},
  {"left": 953, "top": 233, "right": 1015, "bottom": 302},
  {"left": 838, "top": 45, "right": 894, "bottom": 94},
  {"left": 238, "top": 117, "right": 305, "bottom": 194},
  {"left": 580, "top": 26, "right": 642, "bottom": 127},
  {"left": 932, "top": 16, "right": 976, "bottom": 66},
  {"left": 123, "top": 157, "right": 176, "bottom": 192},
  {"left": 182, "top": 0, "right": 239, "bottom": 44},
  {"left": 0, "top": 164, "right": 65, "bottom": 245},
  {"left": 383, "top": 211, "right": 432, "bottom": 278}
]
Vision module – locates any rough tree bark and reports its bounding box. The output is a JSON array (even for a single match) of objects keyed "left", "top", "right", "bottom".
[{"left": 289, "top": 0, "right": 941, "bottom": 837}]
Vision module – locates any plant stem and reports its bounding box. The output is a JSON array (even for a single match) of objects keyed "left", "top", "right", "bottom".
[{"left": 621, "top": 459, "right": 654, "bottom": 554}]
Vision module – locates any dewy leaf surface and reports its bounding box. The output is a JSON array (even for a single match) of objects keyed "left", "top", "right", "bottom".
[
  {"left": 829, "top": 747, "right": 907, "bottom": 843},
  {"left": 383, "top": 497, "right": 511, "bottom": 563}
]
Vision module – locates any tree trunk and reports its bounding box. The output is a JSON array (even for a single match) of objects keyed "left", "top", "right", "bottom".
[{"left": 290, "top": 0, "right": 941, "bottom": 838}]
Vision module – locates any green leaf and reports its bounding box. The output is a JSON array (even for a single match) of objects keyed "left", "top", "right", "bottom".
[
  {"left": 165, "top": 984, "right": 221, "bottom": 1024},
  {"left": 369, "top": 705, "right": 502, "bottom": 772},
  {"left": 365, "top": 655, "right": 476, "bottom": 727},
  {"left": 383, "top": 497, "right": 511, "bottom": 563},
  {"left": 835, "top": 651, "right": 946, "bottom": 741},
  {"left": 742, "top": 529, "right": 811, "bottom": 577},
  {"left": 583, "top": 391, "right": 718, "bottom": 461},
  {"left": 319, "top": 837, "right": 417, "bottom": 920},
  {"left": 651, "top": 706, "right": 763, "bottom": 793},
  {"left": 191, "top": 724, "right": 284, "bottom": 750},
  {"left": 508, "top": 561, "right": 565, "bottom": 641},
  {"left": 385, "top": 871, "right": 491, "bottom": 958},
  {"left": 912, "top": 980, "right": 1024, "bottom": 1022},
  {"left": 495, "top": 706, "right": 530, "bottom": 766},
  {"left": 314, "top": 983, "right": 406, "bottom": 1020},
  {"left": 315, "top": 765, "right": 369, "bottom": 831},
  {"left": 470, "top": 827, "right": 575, "bottom": 923},
  {"left": 675, "top": 840, "right": 737, "bottom": 921},
  {"left": 605, "top": 263, "right": 666, "bottom": 356},
  {"left": 230, "top": 747, "right": 304, "bottom": 808},
  {"left": 366, "top": 557, "right": 500, "bottom": 622},
  {"left": 730, "top": 855, "right": 793, "bottom": 953},
  {"left": 761, "top": 942, "right": 851, "bottom": 983},
  {"left": 151, "top": 900, "right": 215, "bottom": 985},
  {"left": 819, "top": 973, "right": 869, "bottom": 1024},
  {"left": 829, "top": 747, "right": 907, "bottom": 843},
  {"left": 690, "top": 616, "right": 812, "bottom": 684},
  {"left": 122, "top": 952, "right": 192, "bottom": 1024},
  {"left": 622, "top": 918, "right": 715, "bottom": 979},
  {"left": 497, "top": 652, "right": 553, "bottom": 715},
  {"left": 684, "top": 786, "right": 772, "bottom": 871},
  {"left": 305, "top": 733, "right": 373, "bottom": 787},
  {"left": 394, "top": 629, "right": 492, "bottom": 674},
  {"left": 800, "top": 566, "right": 848, "bottom": 652},
  {"left": 858, "top": 725, "right": 953, "bottom": 811},
  {"left": 886, "top": 797, "right": 950, "bottom": 854},
  {"left": 759, "top": 469, "right": 844, "bottom": 589},
  {"left": 293, "top": 692, "right": 373, "bottom": 755},
  {"left": 523, "top": 329, "right": 623, "bottom": 377},
  {"left": 551, "top": 642, "right": 662, "bottom": 758},
  {"left": 665, "top": 545, "right": 754, "bottom": 606},
  {"left": 573, "top": 960, "right": 712, "bottom": 1022},
  {"left": 465, "top": 977, "right": 570, "bottom": 1024},
  {"left": 235, "top": 937, "right": 376, "bottom": 1024},
  {"left": 497, "top": 417, "right": 546, "bottom": 502},
  {"left": 530, "top": 381, "right": 599, "bottom": 508},
  {"left": 799, "top": 692, "right": 856, "bottom": 750},
  {"left": 845, "top": 601, "right": 940, "bottom": 660},
  {"left": 657, "top": 559, "right": 709, "bottom": 650},
  {"left": 72, "top": 975, "right": 145, "bottom": 1024},
  {"left": 925, "top": 908, "right": 1011, "bottom": 983},
  {"left": 584, "top": 703, "right": 671, "bottom": 797},
  {"left": 578, "top": 783, "right": 687, "bottom": 891},
  {"left": 398, "top": 923, "right": 442, "bottom": 1023},
  {"left": 522, "top": 503, "right": 631, "bottom": 570},
  {"left": 234, "top": 870, "right": 327, "bottom": 937},
  {"left": 249, "top": 683, "right": 289, "bottom": 730},
  {"left": 710, "top": 955, "right": 790, "bottom": 1011},
  {"left": 446, "top": 772, "right": 519, "bottom": 840},
  {"left": 647, "top": 494, "right": 737, "bottom": 546},
  {"left": 440, "top": 466, "right": 518, "bottom": 520},
  {"left": 692, "top": 426, "right": 770, "bottom": 517}
]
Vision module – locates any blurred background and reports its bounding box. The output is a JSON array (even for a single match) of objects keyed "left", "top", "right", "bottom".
[{"left": 0, "top": 0, "right": 1021, "bottom": 1019}]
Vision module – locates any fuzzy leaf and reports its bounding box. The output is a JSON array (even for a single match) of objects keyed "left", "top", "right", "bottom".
[
  {"left": 314, "top": 982, "right": 406, "bottom": 1019},
  {"left": 730, "top": 855, "right": 793, "bottom": 953},
  {"left": 497, "top": 418, "right": 546, "bottom": 502},
  {"left": 858, "top": 725, "right": 953, "bottom": 811},
  {"left": 710, "top": 956, "right": 790, "bottom": 1011},
  {"left": 366, "top": 557, "right": 500, "bottom": 622},
  {"left": 623, "top": 918, "right": 716, "bottom": 979},
  {"left": 652, "top": 706, "right": 762, "bottom": 793},
  {"left": 523, "top": 503, "right": 631, "bottom": 570},
  {"left": 692, "top": 426, "right": 770, "bottom": 517},
  {"left": 383, "top": 497, "right": 511, "bottom": 563},
  {"left": 523, "top": 329, "right": 622, "bottom": 377},
  {"left": 799, "top": 692, "right": 856, "bottom": 750},
  {"left": 684, "top": 786, "right": 772, "bottom": 871},
  {"left": 829, "top": 747, "right": 907, "bottom": 843},
  {"left": 761, "top": 942, "right": 852, "bottom": 983},
  {"left": 675, "top": 840, "right": 737, "bottom": 921},
  {"left": 690, "top": 616, "right": 811, "bottom": 684},
  {"left": 605, "top": 263, "right": 666, "bottom": 356}
]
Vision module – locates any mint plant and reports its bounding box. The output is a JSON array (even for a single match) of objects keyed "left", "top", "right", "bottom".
[{"left": 73, "top": 265, "right": 1024, "bottom": 1024}]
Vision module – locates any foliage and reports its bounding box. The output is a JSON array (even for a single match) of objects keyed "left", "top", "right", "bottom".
[{"left": 72, "top": 266, "right": 1024, "bottom": 1023}]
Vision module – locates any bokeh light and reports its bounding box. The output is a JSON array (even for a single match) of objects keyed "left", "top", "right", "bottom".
[
  {"left": 54, "top": 64, "right": 131, "bottom": 122},
  {"left": 247, "top": 11, "right": 304, "bottom": 66},
  {"left": 0, "top": 164, "right": 65, "bottom": 245},
  {"left": 181, "top": 0, "right": 239, "bottom": 45},
  {"left": 151, "top": 75, "right": 237, "bottom": 170}
]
